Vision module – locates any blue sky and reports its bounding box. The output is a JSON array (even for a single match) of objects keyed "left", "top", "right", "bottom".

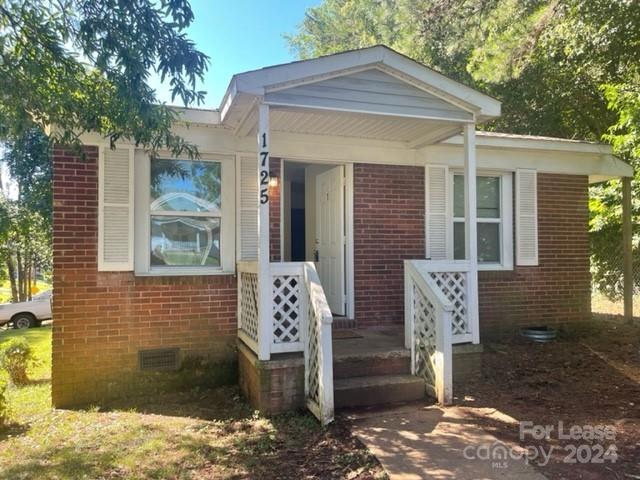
[{"left": 149, "top": 0, "right": 319, "bottom": 109}]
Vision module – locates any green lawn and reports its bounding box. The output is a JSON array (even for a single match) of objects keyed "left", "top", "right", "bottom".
[{"left": 0, "top": 327, "right": 384, "bottom": 479}]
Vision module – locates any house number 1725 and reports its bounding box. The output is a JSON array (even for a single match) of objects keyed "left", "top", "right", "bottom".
[{"left": 259, "top": 132, "right": 269, "bottom": 204}]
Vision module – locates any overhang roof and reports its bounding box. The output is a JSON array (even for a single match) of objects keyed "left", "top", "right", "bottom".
[{"left": 220, "top": 45, "right": 502, "bottom": 134}]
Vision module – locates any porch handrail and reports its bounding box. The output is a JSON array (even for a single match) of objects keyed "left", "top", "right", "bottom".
[
  {"left": 407, "top": 259, "right": 475, "bottom": 343},
  {"left": 302, "top": 262, "right": 334, "bottom": 425},
  {"left": 405, "top": 260, "right": 453, "bottom": 404}
]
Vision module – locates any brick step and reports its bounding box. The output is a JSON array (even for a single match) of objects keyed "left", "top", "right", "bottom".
[
  {"left": 333, "top": 350, "right": 411, "bottom": 379},
  {"left": 334, "top": 374, "right": 425, "bottom": 408}
]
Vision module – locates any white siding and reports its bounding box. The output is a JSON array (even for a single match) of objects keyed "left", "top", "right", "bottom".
[
  {"left": 265, "top": 69, "right": 473, "bottom": 122},
  {"left": 516, "top": 169, "right": 538, "bottom": 266},
  {"left": 99, "top": 146, "right": 134, "bottom": 271}
]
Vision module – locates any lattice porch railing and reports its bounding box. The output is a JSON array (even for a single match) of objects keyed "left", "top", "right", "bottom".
[
  {"left": 302, "top": 262, "right": 334, "bottom": 425},
  {"left": 237, "top": 261, "right": 259, "bottom": 352},
  {"left": 236, "top": 261, "right": 334, "bottom": 425},
  {"left": 409, "top": 261, "right": 477, "bottom": 344},
  {"left": 404, "top": 260, "right": 453, "bottom": 404},
  {"left": 270, "top": 263, "right": 305, "bottom": 354}
]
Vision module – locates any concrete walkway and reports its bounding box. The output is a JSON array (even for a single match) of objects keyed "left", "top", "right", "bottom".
[{"left": 349, "top": 404, "right": 547, "bottom": 480}]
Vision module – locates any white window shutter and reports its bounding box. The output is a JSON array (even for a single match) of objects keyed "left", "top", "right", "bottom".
[
  {"left": 237, "top": 155, "right": 258, "bottom": 260},
  {"left": 516, "top": 169, "right": 538, "bottom": 266},
  {"left": 425, "top": 165, "right": 449, "bottom": 260},
  {"left": 98, "top": 146, "right": 134, "bottom": 271}
]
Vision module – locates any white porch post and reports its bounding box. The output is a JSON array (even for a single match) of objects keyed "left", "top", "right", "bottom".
[
  {"left": 463, "top": 124, "right": 480, "bottom": 344},
  {"left": 257, "top": 103, "right": 272, "bottom": 360}
]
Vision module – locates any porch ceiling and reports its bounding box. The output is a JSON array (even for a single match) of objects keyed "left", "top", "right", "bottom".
[{"left": 265, "top": 106, "right": 463, "bottom": 144}]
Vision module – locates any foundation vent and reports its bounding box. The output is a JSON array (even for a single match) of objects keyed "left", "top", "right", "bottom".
[{"left": 138, "top": 348, "right": 180, "bottom": 371}]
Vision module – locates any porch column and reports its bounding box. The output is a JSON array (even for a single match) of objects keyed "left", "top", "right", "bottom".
[
  {"left": 257, "top": 103, "right": 272, "bottom": 360},
  {"left": 622, "top": 176, "right": 634, "bottom": 322},
  {"left": 463, "top": 124, "right": 480, "bottom": 344}
]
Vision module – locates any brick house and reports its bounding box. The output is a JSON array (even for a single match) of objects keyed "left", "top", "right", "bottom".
[{"left": 52, "top": 46, "right": 632, "bottom": 423}]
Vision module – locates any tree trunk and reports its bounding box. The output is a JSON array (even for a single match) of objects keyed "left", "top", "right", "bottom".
[
  {"left": 26, "top": 258, "right": 32, "bottom": 301},
  {"left": 6, "top": 257, "right": 18, "bottom": 303},
  {"left": 16, "top": 251, "right": 24, "bottom": 302}
]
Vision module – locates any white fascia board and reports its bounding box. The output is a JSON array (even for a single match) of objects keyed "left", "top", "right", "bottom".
[
  {"left": 232, "top": 48, "right": 385, "bottom": 96},
  {"left": 420, "top": 143, "right": 633, "bottom": 181},
  {"left": 444, "top": 132, "right": 612, "bottom": 155},
  {"left": 171, "top": 107, "right": 221, "bottom": 125},
  {"left": 379, "top": 49, "right": 501, "bottom": 118}
]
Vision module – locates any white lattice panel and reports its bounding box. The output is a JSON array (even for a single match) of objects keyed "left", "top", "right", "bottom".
[
  {"left": 272, "top": 275, "right": 302, "bottom": 344},
  {"left": 307, "top": 300, "right": 321, "bottom": 404},
  {"left": 429, "top": 271, "right": 469, "bottom": 335},
  {"left": 239, "top": 272, "right": 259, "bottom": 342},
  {"left": 412, "top": 284, "right": 438, "bottom": 388}
]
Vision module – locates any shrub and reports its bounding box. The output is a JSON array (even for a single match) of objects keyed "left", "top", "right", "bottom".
[
  {"left": 0, "top": 375, "right": 8, "bottom": 426},
  {"left": 0, "top": 338, "right": 37, "bottom": 385}
]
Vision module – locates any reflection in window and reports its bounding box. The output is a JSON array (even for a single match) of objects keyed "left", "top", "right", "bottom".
[
  {"left": 151, "top": 216, "right": 220, "bottom": 266},
  {"left": 150, "top": 159, "right": 221, "bottom": 213},
  {"left": 453, "top": 175, "right": 502, "bottom": 263},
  {"left": 149, "top": 158, "right": 222, "bottom": 268}
]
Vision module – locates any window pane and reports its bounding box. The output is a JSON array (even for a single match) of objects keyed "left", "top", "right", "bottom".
[
  {"left": 453, "top": 222, "right": 465, "bottom": 260},
  {"left": 453, "top": 175, "right": 465, "bottom": 218},
  {"left": 477, "top": 177, "right": 500, "bottom": 218},
  {"left": 150, "top": 159, "right": 221, "bottom": 213},
  {"left": 453, "top": 175, "right": 500, "bottom": 218},
  {"left": 478, "top": 222, "right": 500, "bottom": 263},
  {"left": 150, "top": 216, "right": 220, "bottom": 266}
]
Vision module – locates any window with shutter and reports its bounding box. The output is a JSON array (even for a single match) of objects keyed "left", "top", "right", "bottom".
[
  {"left": 99, "top": 146, "right": 134, "bottom": 271},
  {"left": 133, "top": 152, "right": 235, "bottom": 275}
]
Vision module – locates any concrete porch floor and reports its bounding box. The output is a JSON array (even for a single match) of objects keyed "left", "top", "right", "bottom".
[{"left": 332, "top": 328, "right": 406, "bottom": 358}]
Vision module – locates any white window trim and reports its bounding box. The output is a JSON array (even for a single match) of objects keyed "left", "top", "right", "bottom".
[
  {"left": 449, "top": 170, "right": 513, "bottom": 271},
  {"left": 134, "top": 151, "right": 236, "bottom": 276}
]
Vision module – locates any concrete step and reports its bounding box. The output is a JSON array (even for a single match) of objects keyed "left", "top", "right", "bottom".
[
  {"left": 333, "top": 349, "right": 411, "bottom": 379},
  {"left": 334, "top": 374, "right": 425, "bottom": 408}
]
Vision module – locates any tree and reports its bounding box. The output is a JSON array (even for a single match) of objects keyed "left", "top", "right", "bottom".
[
  {"left": 0, "top": 195, "right": 50, "bottom": 302},
  {"left": 288, "top": 0, "right": 640, "bottom": 299},
  {"left": 0, "top": 0, "right": 209, "bottom": 156},
  {"left": 3, "top": 128, "right": 51, "bottom": 221}
]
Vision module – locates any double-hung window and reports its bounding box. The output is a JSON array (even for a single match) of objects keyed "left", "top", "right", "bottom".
[
  {"left": 135, "top": 154, "right": 235, "bottom": 275},
  {"left": 150, "top": 159, "right": 222, "bottom": 267},
  {"left": 452, "top": 172, "right": 513, "bottom": 270}
]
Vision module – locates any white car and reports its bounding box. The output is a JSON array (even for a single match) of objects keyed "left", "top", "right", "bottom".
[{"left": 0, "top": 290, "right": 52, "bottom": 329}]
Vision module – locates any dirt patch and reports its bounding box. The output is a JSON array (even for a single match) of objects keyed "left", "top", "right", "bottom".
[{"left": 456, "top": 320, "right": 640, "bottom": 479}]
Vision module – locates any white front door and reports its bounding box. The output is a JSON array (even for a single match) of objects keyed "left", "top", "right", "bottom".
[{"left": 316, "top": 165, "right": 345, "bottom": 315}]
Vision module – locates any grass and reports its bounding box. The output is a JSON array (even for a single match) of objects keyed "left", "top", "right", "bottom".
[
  {"left": 592, "top": 291, "right": 640, "bottom": 317},
  {"left": 0, "top": 326, "right": 51, "bottom": 421},
  {"left": 0, "top": 280, "right": 52, "bottom": 304},
  {"left": 0, "top": 327, "right": 384, "bottom": 480}
]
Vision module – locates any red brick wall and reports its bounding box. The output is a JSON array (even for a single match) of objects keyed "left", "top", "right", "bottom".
[
  {"left": 52, "top": 147, "right": 237, "bottom": 407},
  {"left": 352, "top": 165, "right": 590, "bottom": 332},
  {"left": 269, "top": 158, "right": 281, "bottom": 262},
  {"left": 353, "top": 164, "right": 426, "bottom": 327},
  {"left": 478, "top": 173, "right": 591, "bottom": 335}
]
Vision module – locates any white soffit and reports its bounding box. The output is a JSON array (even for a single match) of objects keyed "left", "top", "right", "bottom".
[{"left": 275, "top": 108, "right": 463, "bottom": 142}]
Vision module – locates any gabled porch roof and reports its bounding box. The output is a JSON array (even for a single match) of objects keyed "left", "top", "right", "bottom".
[{"left": 220, "top": 46, "right": 501, "bottom": 147}]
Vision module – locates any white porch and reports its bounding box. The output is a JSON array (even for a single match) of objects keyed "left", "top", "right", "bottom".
[{"left": 227, "top": 46, "right": 501, "bottom": 424}]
